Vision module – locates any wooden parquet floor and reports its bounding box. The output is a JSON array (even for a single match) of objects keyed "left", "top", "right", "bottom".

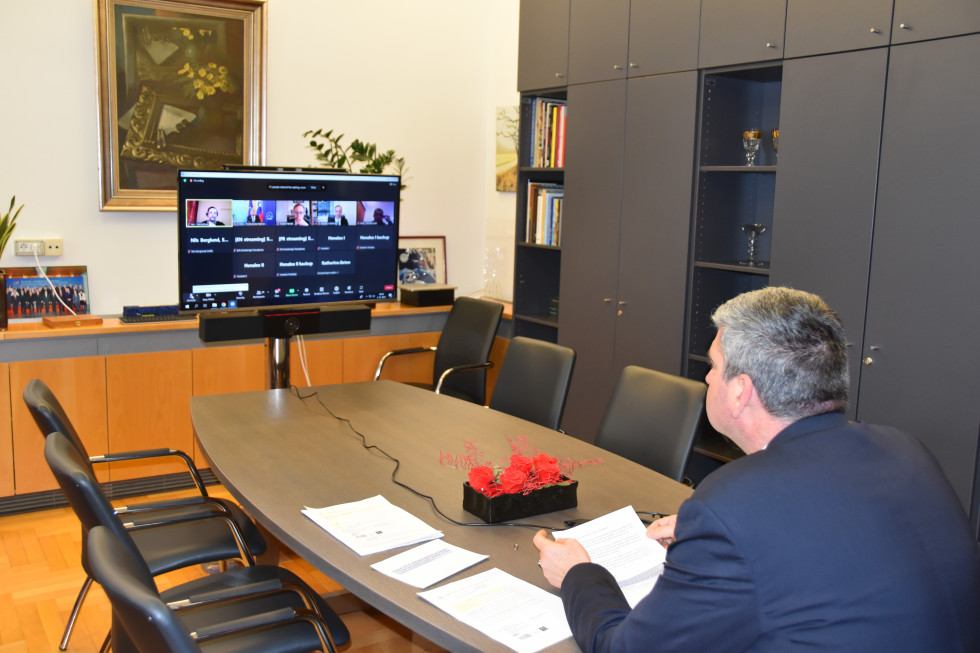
[{"left": 0, "top": 486, "right": 447, "bottom": 653}]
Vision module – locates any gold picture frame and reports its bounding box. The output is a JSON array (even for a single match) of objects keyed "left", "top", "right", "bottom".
[{"left": 94, "top": 0, "right": 267, "bottom": 211}]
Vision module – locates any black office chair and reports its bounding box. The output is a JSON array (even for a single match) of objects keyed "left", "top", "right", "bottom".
[
  {"left": 594, "top": 365, "right": 707, "bottom": 483},
  {"left": 23, "top": 378, "right": 267, "bottom": 651},
  {"left": 87, "top": 525, "right": 344, "bottom": 653},
  {"left": 488, "top": 337, "right": 576, "bottom": 430},
  {"left": 41, "top": 431, "right": 288, "bottom": 652},
  {"left": 374, "top": 296, "right": 503, "bottom": 404}
]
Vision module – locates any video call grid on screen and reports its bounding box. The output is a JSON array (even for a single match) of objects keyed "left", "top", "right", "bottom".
[{"left": 178, "top": 169, "right": 400, "bottom": 313}]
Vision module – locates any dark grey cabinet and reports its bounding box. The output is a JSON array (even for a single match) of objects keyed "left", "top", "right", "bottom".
[
  {"left": 769, "top": 48, "right": 888, "bottom": 417},
  {"left": 518, "top": 0, "right": 570, "bottom": 91},
  {"left": 856, "top": 34, "right": 980, "bottom": 513},
  {"left": 784, "top": 0, "right": 892, "bottom": 58},
  {"left": 568, "top": 0, "right": 630, "bottom": 84},
  {"left": 891, "top": 0, "right": 980, "bottom": 44},
  {"left": 568, "top": 0, "right": 700, "bottom": 85},
  {"left": 699, "top": 0, "right": 786, "bottom": 69},
  {"left": 559, "top": 73, "right": 697, "bottom": 440}
]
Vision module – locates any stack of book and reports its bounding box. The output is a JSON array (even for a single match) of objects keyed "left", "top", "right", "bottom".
[
  {"left": 526, "top": 182, "right": 563, "bottom": 246},
  {"left": 527, "top": 97, "right": 567, "bottom": 168}
]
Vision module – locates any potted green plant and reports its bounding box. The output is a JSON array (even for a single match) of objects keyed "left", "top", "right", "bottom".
[
  {"left": 304, "top": 129, "right": 408, "bottom": 192},
  {"left": 0, "top": 196, "right": 23, "bottom": 330}
]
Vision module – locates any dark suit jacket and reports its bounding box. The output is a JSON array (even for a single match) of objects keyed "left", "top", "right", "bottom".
[{"left": 561, "top": 412, "right": 980, "bottom": 652}]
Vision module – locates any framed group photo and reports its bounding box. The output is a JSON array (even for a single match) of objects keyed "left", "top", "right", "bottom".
[
  {"left": 398, "top": 236, "right": 447, "bottom": 285},
  {"left": 94, "top": 0, "right": 267, "bottom": 211},
  {"left": 3, "top": 266, "right": 91, "bottom": 319}
]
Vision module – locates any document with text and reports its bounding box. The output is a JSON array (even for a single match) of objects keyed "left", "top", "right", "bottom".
[
  {"left": 418, "top": 567, "right": 572, "bottom": 653},
  {"left": 371, "top": 539, "right": 489, "bottom": 588},
  {"left": 302, "top": 495, "right": 443, "bottom": 556},
  {"left": 554, "top": 505, "right": 666, "bottom": 607}
]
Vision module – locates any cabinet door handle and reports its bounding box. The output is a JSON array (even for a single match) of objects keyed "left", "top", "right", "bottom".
[
  {"left": 629, "top": 62, "right": 638, "bottom": 69},
  {"left": 766, "top": 42, "right": 778, "bottom": 49},
  {"left": 869, "top": 27, "right": 881, "bottom": 34},
  {"left": 555, "top": 72, "right": 565, "bottom": 79},
  {"left": 899, "top": 23, "right": 912, "bottom": 30},
  {"left": 603, "top": 298, "right": 613, "bottom": 303},
  {"left": 613, "top": 64, "right": 624, "bottom": 71},
  {"left": 863, "top": 357, "right": 874, "bottom": 366}
]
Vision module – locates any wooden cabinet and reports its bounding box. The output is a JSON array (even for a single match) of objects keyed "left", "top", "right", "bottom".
[
  {"left": 0, "top": 365, "right": 10, "bottom": 497},
  {"left": 106, "top": 351, "right": 193, "bottom": 481},
  {"left": 518, "top": 0, "right": 570, "bottom": 91},
  {"left": 559, "top": 72, "right": 698, "bottom": 440},
  {"left": 784, "top": 0, "right": 892, "bottom": 57},
  {"left": 891, "top": 0, "right": 980, "bottom": 44},
  {"left": 699, "top": 0, "right": 787, "bottom": 69},
  {"left": 9, "top": 356, "right": 108, "bottom": 494}
]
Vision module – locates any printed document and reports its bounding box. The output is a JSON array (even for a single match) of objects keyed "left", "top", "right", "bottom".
[
  {"left": 371, "top": 539, "right": 489, "bottom": 588},
  {"left": 554, "top": 505, "right": 666, "bottom": 607},
  {"left": 302, "top": 495, "right": 443, "bottom": 556},
  {"left": 418, "top": 568, "right": 572, "bottom": 653}
]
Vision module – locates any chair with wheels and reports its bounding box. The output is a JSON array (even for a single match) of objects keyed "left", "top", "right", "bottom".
[
  {"left": 488, "top": 337, "right": 576, "bottom": 430},
  {"left": 23, "top": 378, "right": 268, "bottom": 651},
  {"left": 46, "top": 432, "right": 349, "bottom": 653},
  {"left": 374, "top": 296, "right": 503, "bottom": 404},
  {"left": 594, "top": 365, "right": 707, "bottom": 483}
]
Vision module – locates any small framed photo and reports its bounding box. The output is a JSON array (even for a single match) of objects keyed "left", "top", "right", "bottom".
[
  {"left": 3, "top": 266, "right": 91, "bottom": 319},
  {"left": 398, "top": 236, "right": 447, "bottom": 285}
]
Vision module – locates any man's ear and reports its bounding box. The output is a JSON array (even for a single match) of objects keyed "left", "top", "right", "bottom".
[{"left": 731, "top": 374, "right": 754, "bottom": 417}]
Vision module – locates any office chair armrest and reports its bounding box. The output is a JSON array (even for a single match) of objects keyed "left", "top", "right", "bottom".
[
  {"left": 374, "top": 346, "right": 437, "bottom": 380},
  {"left": 434, "top": 361, "right": 493, "bottom": 394},
  {"left": 191, "top": 606, "right": 298, "bottom": 640},
  {"left": 123, "top": 510, "right": 256, "bottom": 567},
  {"left": 168, "top": 578, "right": 284, "bottom": 608},
  {"left": 114, "top": 495, "right": 229, "bottom": 516},
  {"left": 91, "top": 448, "right": 209, "bottom": 496}
]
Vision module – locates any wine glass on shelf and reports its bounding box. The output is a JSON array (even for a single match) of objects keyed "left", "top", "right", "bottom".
[
  {"left": 771, "top": 128, "right": 779, "bottom": 158},
  {"left": 742, "top": 128, "right": 762, "bottom": 166},
  {"left": 740, "top": 223, "right": 767, "bottom": 266}
]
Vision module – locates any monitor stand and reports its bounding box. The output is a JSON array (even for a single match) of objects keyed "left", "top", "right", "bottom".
[{"left": 268, "top": 336, "right": 291, "bottom": 389}]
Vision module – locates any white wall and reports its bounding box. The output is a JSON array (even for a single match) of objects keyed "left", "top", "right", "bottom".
[{"left": 0, "top": 0, "right": 518, "bottom": 315}]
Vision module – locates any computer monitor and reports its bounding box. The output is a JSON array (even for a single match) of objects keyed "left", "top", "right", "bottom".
[{"left": 177, "top": 168, "right": 400, "bottom": 314}]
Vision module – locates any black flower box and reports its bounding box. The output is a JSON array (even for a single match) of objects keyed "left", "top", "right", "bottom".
[{"left": 462, "top": 480, "right": 578, "bottom": 523}]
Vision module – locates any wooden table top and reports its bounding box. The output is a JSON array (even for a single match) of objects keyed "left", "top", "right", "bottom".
[{"left": 191, "top": 380, "right": 692, "bottom": 653}]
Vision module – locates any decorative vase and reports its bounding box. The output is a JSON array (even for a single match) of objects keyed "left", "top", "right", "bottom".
[
  {"left": 462, "top": 480, "right": 578, "bottom": 524},
  {"left": 0, "top": 269, "right": 7, "bottom": 331}
]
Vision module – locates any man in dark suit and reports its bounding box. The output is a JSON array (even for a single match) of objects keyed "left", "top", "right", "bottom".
[{"left": 535, "top": 286, "right": 980, "bottom": 652}]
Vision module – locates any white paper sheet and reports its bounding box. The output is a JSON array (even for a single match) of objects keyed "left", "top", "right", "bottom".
[
  {"left": 554, "top": 505, "right": 666, "bottom": 607},
  {"left": 301, "top": 495, "right": 443, "bottom": 556},
  {"left": 371, "top": 539, "right": 489, "bottom": 588},
  {"left": 418, "top": 568, "right": 572, "bottom": 653}
]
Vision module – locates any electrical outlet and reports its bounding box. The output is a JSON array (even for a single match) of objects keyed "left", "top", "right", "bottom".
[
  {"left": 14, "top": 239, "right": 44, "bottom": 256},
  {"left": 44, "top": 238, "right": 63, "bottom": 256}
]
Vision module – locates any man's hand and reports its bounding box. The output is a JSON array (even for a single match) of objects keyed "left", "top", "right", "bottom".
[
  {"left": 533, "top": 529, "right": 591, "bottom": 588},
  {"left": 646, "top": 514, "right": 676, "bottom": 548}
]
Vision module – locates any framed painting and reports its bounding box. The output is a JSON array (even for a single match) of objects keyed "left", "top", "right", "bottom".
[
  {"left": 94, "top": 0, "right": 267, "bottom": 211},
  {"left": 3, "top": 266, "right": 91, "bottom": 319},
  {"left": 398, "top": 236, "right": 447, "bottom": 285}
]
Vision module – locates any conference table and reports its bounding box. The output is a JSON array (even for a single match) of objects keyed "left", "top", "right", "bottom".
[{"left": 191, "top": 380, "right": 693, "bottom": 653}]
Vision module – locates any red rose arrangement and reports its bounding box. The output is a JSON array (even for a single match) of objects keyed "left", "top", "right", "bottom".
[{"left": 439, "top": 435, "right": 602, "bottom": 497}]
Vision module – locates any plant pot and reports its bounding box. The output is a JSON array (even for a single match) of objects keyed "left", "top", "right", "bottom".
[{"left": 462, "top": 480, "right": 578, "bottom": 524}]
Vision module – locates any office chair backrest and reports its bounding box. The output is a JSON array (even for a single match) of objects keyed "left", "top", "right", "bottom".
[
  {"left": 489, "top": 337, "right": 576, "bottom": 430},
  {"left": 87, "top": 525, "right": 200, "bottom": 653},
  {"left": 432, "top": 297, "right": 503, "bottom": 404},
  {"left": 594, "top": 366, "right": 707, "bottom": 483},
  {"left": 23, "top": 378, "right": 99, "bottom": 477},
  {"left": 44, "top": 432, "right": 142, "bottom": 572}
]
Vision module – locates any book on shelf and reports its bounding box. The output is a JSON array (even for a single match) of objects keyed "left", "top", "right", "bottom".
[
  {"left": 524, "top": 96, "right": 567, "bottom": 168},
  {"left": 526, "top": 181, "right": 564, "bottom": 247}
]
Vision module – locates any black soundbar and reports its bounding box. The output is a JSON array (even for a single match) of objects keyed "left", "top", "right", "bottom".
[{"left": 198, "top": 305, "right": 371, "bottom": 342}]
